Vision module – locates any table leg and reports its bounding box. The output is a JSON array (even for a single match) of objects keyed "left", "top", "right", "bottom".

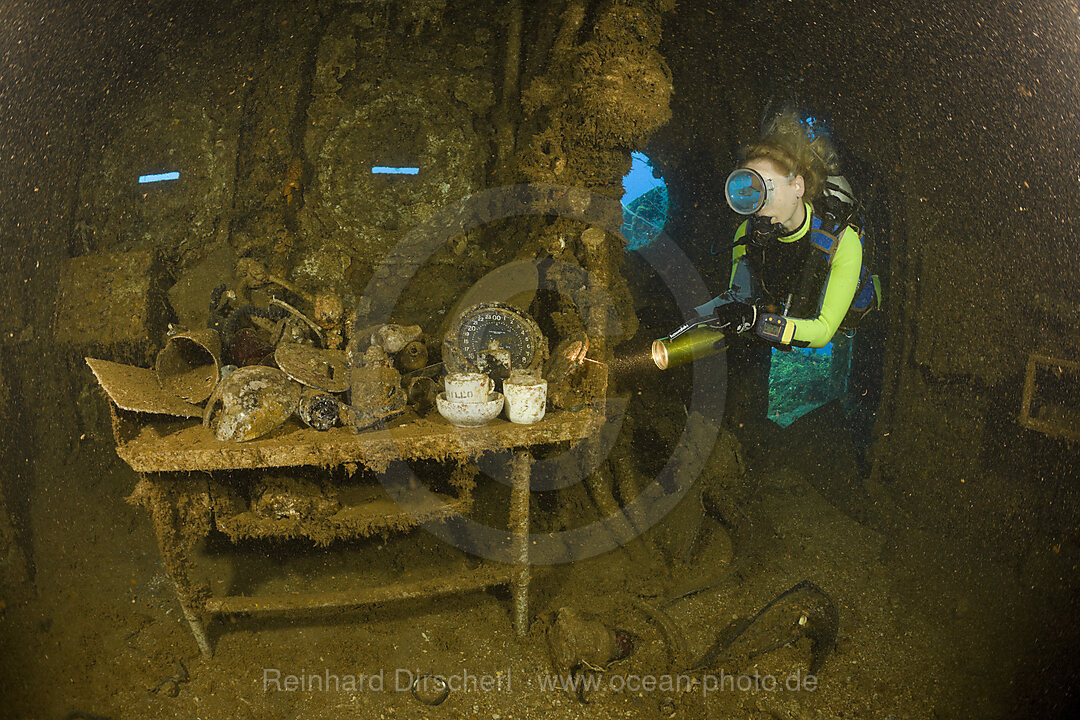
[
  {"left": 509, "top": 451, "right": 532, "bottom": 636},
  {"left": 134, "top": 475, "right": 214, "bottom": 657},
  {"left": 155, "top": 506, "right": 214, "bottom": 658},
  {"left": 179, "top": 598, "right": 213, "bottom": 658}
]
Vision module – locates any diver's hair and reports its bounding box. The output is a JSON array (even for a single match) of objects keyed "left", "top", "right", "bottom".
[{"left": 739, "top": 111, "right": 840, "bottom": 201}]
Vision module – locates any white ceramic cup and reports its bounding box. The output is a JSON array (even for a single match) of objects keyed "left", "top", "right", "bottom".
[
  {"left": 503, "top": 377, "right": 548, "bottom": 424},
  {"left": 444, "top": 372, "right": 494, "bottom": 403}
]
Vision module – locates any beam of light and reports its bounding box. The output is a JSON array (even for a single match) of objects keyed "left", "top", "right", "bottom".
[
  {"left": 372, "top": 166, "right": 420, "bottom": 175},
  {"left": 138, "top": 171, "right": 180, "bottom": 183},
  {"left": 608, "top": 352, "right": 654, "bottom": 374}
]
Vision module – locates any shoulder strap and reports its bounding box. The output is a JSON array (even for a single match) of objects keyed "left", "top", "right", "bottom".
[{"left": 809, "top": 215, "right": 840, "bottom": 258}]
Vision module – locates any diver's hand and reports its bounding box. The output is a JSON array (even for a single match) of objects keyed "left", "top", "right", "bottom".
[{"left": 713, "top": 301, "right": 758, "bottom": 334}]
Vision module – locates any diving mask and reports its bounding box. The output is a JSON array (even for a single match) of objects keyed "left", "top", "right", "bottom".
[{"left": 724, "top": 167, "right": 774, "bottom": 215}]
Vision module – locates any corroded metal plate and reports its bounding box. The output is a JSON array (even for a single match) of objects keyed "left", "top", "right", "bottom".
[
  {"left": 87, "top": 357, "right": 204, "bottom": 418},
  {"left": 274, "top": 343, "right": 350, "bottom": 393}
]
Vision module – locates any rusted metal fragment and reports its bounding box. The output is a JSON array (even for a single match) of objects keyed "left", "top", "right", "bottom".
[
  {"left": 275, "top": 343, "right": 350, "bottom": 393},
  {"left": 87, "top": 357, "right": 203, "bottom": 418},
  {"left": 155, "top": 328, "right": 222, "bottom": 403}
]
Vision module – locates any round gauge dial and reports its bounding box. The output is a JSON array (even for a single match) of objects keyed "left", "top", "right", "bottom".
[{"left": 445, "top": 302, "right": 547, "bottom": 374}]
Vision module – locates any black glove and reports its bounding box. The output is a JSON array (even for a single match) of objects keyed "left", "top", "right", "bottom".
[{"left": 713, "top": 301, "right": 758, "bottom": 334}]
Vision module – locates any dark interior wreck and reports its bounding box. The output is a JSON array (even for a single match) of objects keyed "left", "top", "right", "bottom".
[{"left": 2, "top": 0, "right": 1079, "bottom": 718}]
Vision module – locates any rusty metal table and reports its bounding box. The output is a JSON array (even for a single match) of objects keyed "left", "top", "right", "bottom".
[{"left": 109, "top": 406, "right": 603, "bottom": 657}]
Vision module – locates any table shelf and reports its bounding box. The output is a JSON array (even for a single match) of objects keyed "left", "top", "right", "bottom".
[
  {"left": 214, "top": 484, "right": 473, "bottom": 543},
  {"left": 112, "top": 406, "right": 603, "bottom": 473},
  {"left": 203, "top": 563, "right": 514, "bottom": 615}
]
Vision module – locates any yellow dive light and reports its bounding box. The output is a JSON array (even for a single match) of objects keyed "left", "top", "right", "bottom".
[{"left": 651, "top": 319, "right": 727, "bottom": 370}]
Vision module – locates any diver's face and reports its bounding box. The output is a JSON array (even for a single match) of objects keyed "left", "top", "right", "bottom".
[{"left": 743, "top": 158, "right": 805, "bottom": 231}]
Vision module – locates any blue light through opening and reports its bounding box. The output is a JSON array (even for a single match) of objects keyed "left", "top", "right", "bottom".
[
  {"left": 767, "top": 337, "right": 853, "bottom": 427},
  {"left": 372, "top": 166, "right": 420, "bottom": 175},
  {"left": 621, "top": 152, "right": 668, "bottom": 251},
  {"left": 138, "top": 171, "right": 180, "bottom": 183}
]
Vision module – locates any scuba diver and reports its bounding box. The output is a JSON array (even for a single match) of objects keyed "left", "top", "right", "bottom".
[
  {"left": 698, "top": 112, "right": 875, "bottom": 350},
  {"left": 650, "top": 112, "right": 882, "bottom": 437},
  {"left": 652, "top": 112, "right": 881, "bottom": 370}
]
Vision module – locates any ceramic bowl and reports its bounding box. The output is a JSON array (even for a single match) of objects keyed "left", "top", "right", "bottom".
[{"left": 436, "top": 391, "right": 504, "bottom": 427}]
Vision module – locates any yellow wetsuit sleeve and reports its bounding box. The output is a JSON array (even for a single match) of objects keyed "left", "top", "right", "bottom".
[
  {"left": 787, "top": 226, "right": 863, "bottom": 348},
  {"left": 729, "top": 220, "right": 748, "bottom": 290}
]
